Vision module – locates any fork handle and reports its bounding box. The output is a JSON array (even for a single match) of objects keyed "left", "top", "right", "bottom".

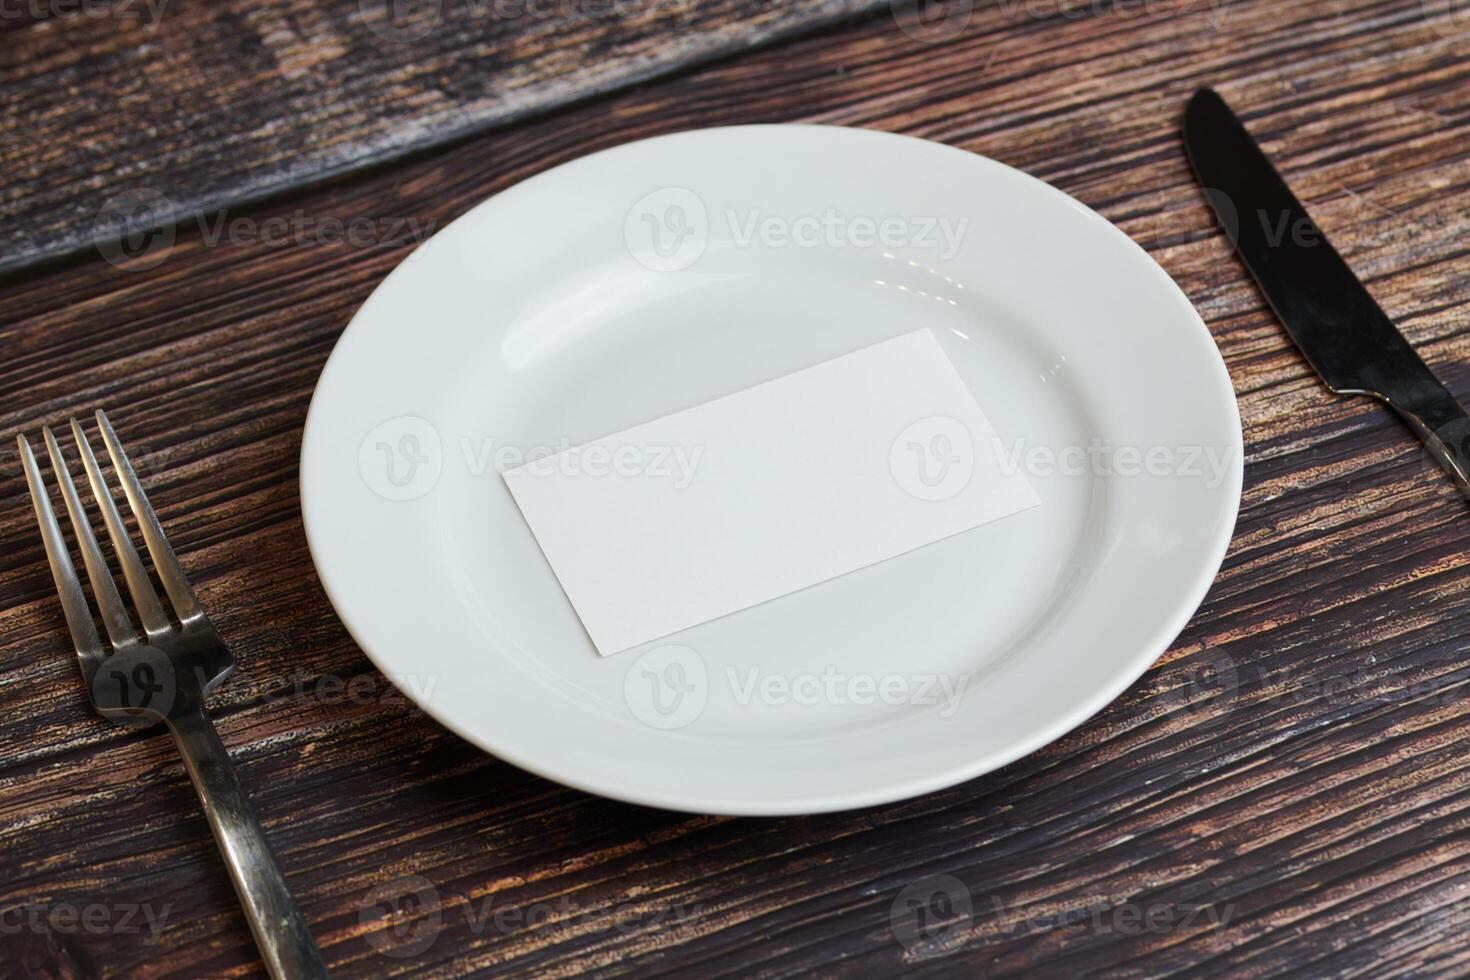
[{"left": 167, "top": 708, "right": 329, "bottom": 979}]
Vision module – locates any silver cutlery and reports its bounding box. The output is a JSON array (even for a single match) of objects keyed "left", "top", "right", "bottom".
[
  {"left": 18, "top": 410, "right": 328, "bottom": 979},
  {"left": 1183, "top": 87, "right": 1470, "bottom": 500}
]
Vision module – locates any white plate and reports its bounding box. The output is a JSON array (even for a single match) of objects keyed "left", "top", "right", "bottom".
[{"left": 301, "top": 125, "right": 1242, "bottom": 816}]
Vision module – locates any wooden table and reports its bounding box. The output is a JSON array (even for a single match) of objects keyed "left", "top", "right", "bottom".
[{"left": 2, "top": 1, "right": 1468, "bottom": 975}]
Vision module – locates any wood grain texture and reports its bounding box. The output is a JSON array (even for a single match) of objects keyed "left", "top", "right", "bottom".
[
  {"left": 0, "top": 0, "right": 886, "bottom": 278},
  {"left": 2, "top": 0, "right": 1469, "bottom": 976}
]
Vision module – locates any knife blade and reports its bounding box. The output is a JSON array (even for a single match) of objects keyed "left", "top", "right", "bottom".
[{"left": 1182, "top": 87, "right": 1470, "bottom": 501}]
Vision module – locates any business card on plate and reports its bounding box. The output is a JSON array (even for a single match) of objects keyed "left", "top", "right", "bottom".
[{"left": 502, "top": 329, "right": 1039, "bottom": 656}]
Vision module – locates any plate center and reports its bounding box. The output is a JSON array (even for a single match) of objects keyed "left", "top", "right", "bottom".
[{"left": 439, "top": 259, "right": 1102, "bottom": 738}]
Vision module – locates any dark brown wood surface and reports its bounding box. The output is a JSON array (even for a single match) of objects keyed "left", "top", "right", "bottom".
[
  {"left": 2, "top": 0, "right": 1470, "bottom": 976},
  {"left": 0, "top": 0, "right": 884, "bottom": 277}
]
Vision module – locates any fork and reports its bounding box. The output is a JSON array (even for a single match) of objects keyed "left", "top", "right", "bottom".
[{"left": 18, "top": 410, "right": 328, "bottom": 980}]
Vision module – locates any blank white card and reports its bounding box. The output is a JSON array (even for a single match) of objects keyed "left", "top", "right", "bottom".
[{"left": 503, "top": 329, "right": 1039, "bottom": 656}]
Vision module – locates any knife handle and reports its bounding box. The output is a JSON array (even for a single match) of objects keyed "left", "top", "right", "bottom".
[{"left": 1391, "top": 387, "right": 1470, "bottom": 502}]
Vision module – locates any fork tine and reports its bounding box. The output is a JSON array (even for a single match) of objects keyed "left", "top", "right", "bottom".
[
  {"left": 43, "top": 427, "right": 139, "bottom": 649},
  {"left": 95, "top": 410, "right": 202, "bottom": 621},
  {"left": 18, "top": 434, "right": 106, "bottom": 675},
  {"left": 71, "top": 418, "right": 171, "bottom": 638}
]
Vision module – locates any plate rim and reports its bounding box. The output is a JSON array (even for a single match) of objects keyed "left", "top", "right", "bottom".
[{"left": 300, "top": 123, "right": 1244, "bottom": 815}]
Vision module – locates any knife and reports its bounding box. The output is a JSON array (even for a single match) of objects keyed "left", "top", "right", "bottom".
[{"left": 1182, "top": 87, "right": 1470, "bottom": 501}]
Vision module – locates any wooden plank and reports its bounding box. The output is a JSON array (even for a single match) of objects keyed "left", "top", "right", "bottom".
[
  {"left": 0, "top": 0, "right": 887, "bottom": 279},
  {"left": 0, "top": 0, "right": 1468, "bottom": 975}
]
